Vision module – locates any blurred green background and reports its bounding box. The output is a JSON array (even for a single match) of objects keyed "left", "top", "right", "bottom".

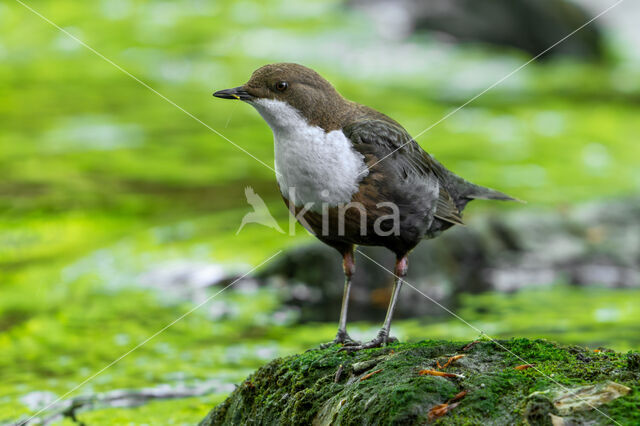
[{"left": 1, "top": 0, "right": 639, "bottom": 423}]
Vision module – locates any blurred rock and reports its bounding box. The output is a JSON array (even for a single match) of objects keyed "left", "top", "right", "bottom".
[
  {"left": 348, "top": 0, "right": 604, "bottom": 59},
  {"left": 258, "top": 197, "right": 640, "bottom": 322},
  {"left": 18, "top": 379, "right": 235, "bottom": 426},
  {"left": 138, "top": 260, "right": 259, "bottom": 307}
]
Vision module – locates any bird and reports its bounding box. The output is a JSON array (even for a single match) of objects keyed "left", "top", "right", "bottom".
[
  {"left": 236, "top": 186, "right": 284, "bottom": 235},
  {"left": 214, "top": 63, "right": 519, "bottom": 351}
]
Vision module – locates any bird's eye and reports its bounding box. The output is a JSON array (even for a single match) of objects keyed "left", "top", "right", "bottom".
[{"left": 275, "top": 81, "right": 288, "bottom": 92}]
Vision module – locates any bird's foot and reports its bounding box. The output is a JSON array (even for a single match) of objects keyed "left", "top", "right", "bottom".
[
  {"left": 340, "top": 330, "right": 398, "bottom": 352},
  {"left": 319, "top": 330, "right": 360, "bottom": 349}
]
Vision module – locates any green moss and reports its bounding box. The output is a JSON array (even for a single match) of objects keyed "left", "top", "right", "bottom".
[{"left": 202, "top": 339, "right": 639, "bottom": 425}]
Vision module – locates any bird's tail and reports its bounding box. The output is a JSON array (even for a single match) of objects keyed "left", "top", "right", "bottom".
[
  {"left": 428, "top": 156, "right": 523, "bottom": 205},
  {"left": 464, "top": 183, "right": 524, "bottom": 203}
]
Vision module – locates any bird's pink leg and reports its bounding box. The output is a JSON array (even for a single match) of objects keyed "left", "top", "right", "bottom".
[
  {"left": 342, "top": 255, "right": 407, "bottom": 351},
  {"left": 320, "top": 247, "right": 360, "bottom": 348},
  {"left": 380, "top": 255, "right": 407, "bottom": 339}
]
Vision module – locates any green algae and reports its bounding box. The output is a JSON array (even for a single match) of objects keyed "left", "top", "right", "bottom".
[
  {"left": 202, "top": 339, "right": 640, "bottom": 425},
  {"left": 62, "top": 395, "right": 227, "bottom": 426},
  {"left": 2, "top": 0, "right": 640, "bottom": 424}
]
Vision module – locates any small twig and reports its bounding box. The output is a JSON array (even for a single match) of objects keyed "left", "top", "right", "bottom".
[
  {"left": 448, "top": 390, "right": 468, "bottom": 404},
  {"left": 360, "top": 369, "right": 382, "bottom": 381},
  {"left": 515, "top": 364, "right": 535, "bottom": 371},
  {"left": 428, "top": 390, "right": 468, "bottom": 420},
  {"left": 419, "top": 369, "right": 465, "bottom": 379},
  {"left": 441, "top": 355, "right": 465, "bottom": 369},
  {"left": 462, "top": 341, "right": 480, "bottom": 351}
]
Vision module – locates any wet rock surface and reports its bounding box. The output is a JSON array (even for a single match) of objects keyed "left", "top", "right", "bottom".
[
  {"left": 200, "top": 338, "right": 639, "bottom": 425},
  {"left": 138, "top": 198, "right": 640, "bottom": 323},
  {"left": 348, "top": 0, "right": 603, "bottom": 59}
]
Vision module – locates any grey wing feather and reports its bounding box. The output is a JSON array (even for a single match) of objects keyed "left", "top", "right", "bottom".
[
  {"left": 436, "top": 187, "right": 464, "bottom": 225},
  {"left": 344, "top": 119, "right": 464, "bottom": 226}
]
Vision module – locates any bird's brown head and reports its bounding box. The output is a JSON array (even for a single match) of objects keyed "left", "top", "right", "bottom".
[{"left": 213, "top": 63, "right": 349, "bottom": 130}]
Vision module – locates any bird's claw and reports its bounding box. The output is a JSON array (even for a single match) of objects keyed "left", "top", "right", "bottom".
[
  {"left": 339, "top": 331, "right": 398, "bottom": 352},
  {"left": 319, "top": 330, "right": 360, "bottom": 349}
]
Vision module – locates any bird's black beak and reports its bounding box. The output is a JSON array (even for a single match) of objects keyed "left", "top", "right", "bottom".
[{"left": 213, "top": 86, "right": 253, "bottom": 101}]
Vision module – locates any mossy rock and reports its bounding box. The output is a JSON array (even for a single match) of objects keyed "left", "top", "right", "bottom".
[{"left": 201, "top": 338, "right": 639, "bottom": 425}]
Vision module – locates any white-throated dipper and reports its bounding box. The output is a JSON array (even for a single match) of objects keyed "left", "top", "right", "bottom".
[{"left": 214, "top": 63, "right": 518, "bottom": 351}]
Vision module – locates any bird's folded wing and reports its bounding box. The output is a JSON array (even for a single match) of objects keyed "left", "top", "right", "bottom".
[
  {"left": 343, "top": 119, "right": 463, "bottom": 225},
  {"left": 435, "top": 186, "right": 464, "bottom": 225}
]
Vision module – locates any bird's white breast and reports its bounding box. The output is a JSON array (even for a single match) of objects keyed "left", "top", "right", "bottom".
[{"left": 251, "top": 99, "right": 368, "bottom": 210}]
